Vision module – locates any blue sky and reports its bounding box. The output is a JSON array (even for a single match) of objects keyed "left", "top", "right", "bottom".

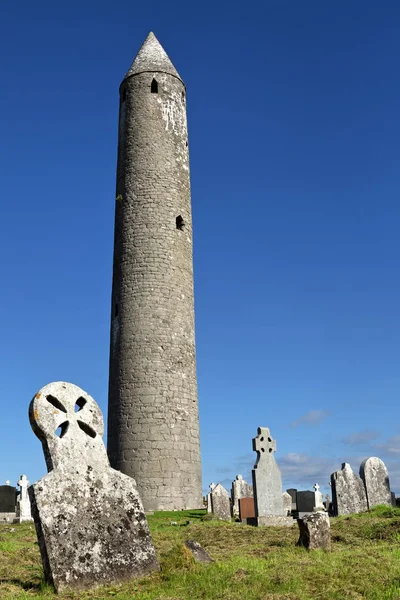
[{"left": 1, "top": 1, "right": 400, "bottom": 497}]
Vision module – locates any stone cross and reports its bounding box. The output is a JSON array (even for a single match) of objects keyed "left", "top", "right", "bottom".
[
  {"left": 28, "top": 381, "right": 159, "bottom": 592},
  {"left": 313, "top": 482, "right": 324, "bottom": 511},
  {"left": 252, "top": 427, "right": 286, "bottom": 519},
  {"left": 15, "top": 474, "right": 33, "bottom": 523}
]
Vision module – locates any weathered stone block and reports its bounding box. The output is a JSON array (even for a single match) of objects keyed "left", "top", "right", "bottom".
[
  {"left": 282, "top": 491, "right": 292, "bottom": 516},
  {"left": 210, "top": 484, "right": 231, "bottom": 521},
  {"left": 330, "top": 463, "right": 367, "bottom": 516},
  {"left": 360, "top": 457, "right": 392, "bottom": 509},
  {"left": 29, "top": 382, "right": 159, "bottom": 592},
  {"left": 184, "top": 540, "right": 214, "bottom": 563},
  {"left": 297, "top": 512, "right": 331, "bottom": 550}
]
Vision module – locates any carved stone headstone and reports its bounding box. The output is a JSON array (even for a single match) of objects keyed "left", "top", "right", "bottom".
[
  {"left": 330, "top": 463, "right": 367, "bottom": 516},
  {"left": 14, "top": 475, "right": 33, "bottom": 523},
  {"left": 0, "top": 484, "right": 16, "bottom": 514},
  {"left": 296, "top": 490, "right": 315, "bottom": 514},
  {"left": 239, "top": 497, "right": 255, "bottom": 520},
  {"left": 231, "top": 475, "right": 253, "bottom": 517},
  {"left": 287, "top": 488, "right": 297, "bottom": 511},
  {"left": 282, "top": 491, "right": 292, "bottom": 516},
  {"left": 210, "top": 484, "right": 231, "bottom": 521},
  {"left": 207, "top": 483, "right": 216, "bottom": 513},
  {"left": 313, "top": 483, "right": 324, "bottom": 511},
  {"left": 297, "top": 512, "right": 331, "bottom": 550},
  {"left": 251, "top": 427, "right": 293, "bottom": 526},
  {"left": 28, "top": 381, "right": 159, "bottom": 592},
  {"left": 360, "top": 457, "right": 392, "bottom": 509}
]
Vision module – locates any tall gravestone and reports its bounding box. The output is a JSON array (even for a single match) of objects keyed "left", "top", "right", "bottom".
[
  {"left": 360, "top": 457, "right": 392, "bottom": 509},
  {"left": 330, "top": 463, "right": 367, "bottom": 516},
  {"left": 282, "top": 492, "right": 292, "bottom": 516},
  {"left": 207, "top": 483, "right": 216, "bottom": 513},
  {"left": 313, "top": 483, "right": 325, "bottom": 511},
  {"left": 14, "top": 475, "right": 33, "bottom": 523},
  {"left": 210, "top": 484, "right": 231, "bottom": 521},
  {"left": 231, "top": 475, "right": 253, "bottom": 517},
  {"left": 0, "top": 483, "right": 17, "bottom": 521},
  {"left": 296, "top": 491, "right": 315, "bottom": 516},
  {"left": 28, "top": 381, "right": 159, "bottom": 592},
  {"left": 251, "top": 427, "right": 293, "bottom": 526}
]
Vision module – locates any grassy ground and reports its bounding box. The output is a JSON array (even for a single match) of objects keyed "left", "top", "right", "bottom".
[{"left": 1, "top": 506, "right": 400, "bottom": 599}]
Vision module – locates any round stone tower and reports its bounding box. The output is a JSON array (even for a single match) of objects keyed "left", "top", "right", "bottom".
[{"left": 107, "top": 32, "right": 202, "bottom": 511}]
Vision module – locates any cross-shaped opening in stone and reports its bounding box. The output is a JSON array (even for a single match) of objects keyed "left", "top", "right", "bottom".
[
  {"left": 77, "top": 420, "right": 96, "bottom": 439},
  {"left": 74, "top": 397, "right": 87, "bottom": 413},
  {"left": 55, "top": 421, "right": 69, "bottom": 438},
  {"left": 46, "top": 395, "right": 67, "bottom": 413}
]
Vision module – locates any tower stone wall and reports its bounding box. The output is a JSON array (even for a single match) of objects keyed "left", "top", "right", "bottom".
[{"left": 107, "top": 33, "right": 202, "bottom": 511}]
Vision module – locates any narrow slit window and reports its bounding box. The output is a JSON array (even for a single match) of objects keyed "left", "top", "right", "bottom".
[
  {"left": 176, "top": 215, "right": 185, "bottom": 230},
  {"left": 151, "top": 79, "right": 158, "bottom": 93}
]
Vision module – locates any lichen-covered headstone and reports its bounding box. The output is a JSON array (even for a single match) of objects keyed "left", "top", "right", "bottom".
[
  {"left": 28, "top": 381, "right": 159, "bottom": 592},
  {"left": 282, "top": 491, "right": 292, "bottom": 516},
  {"left": 210, "top": 484, "right": 231, "bottom": 521},
  {"left": 297, "top": 512, "right": 331, "bottom": 550},
  {"left": 330, "top": 463, "right": 367, "bottom": 516},
  {"left": 360, "top": 457, "right": 392, "bottom": 509},
  {"left": 14, "top": 475, "right": 33, "bottom": 523},
  {"left": 251, "top": 427, "right": 293, "bottom": 526},
  {"left": 231, "top": 475, "right": 253, "bottom": 517}
]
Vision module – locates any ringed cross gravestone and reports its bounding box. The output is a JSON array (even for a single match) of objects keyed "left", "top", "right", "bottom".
[
  {"left": 251, "top": 427, "right": 293, "bottom": 526},
  {"left": 28, "top": 381, "right": 159, "bottom": 592}
]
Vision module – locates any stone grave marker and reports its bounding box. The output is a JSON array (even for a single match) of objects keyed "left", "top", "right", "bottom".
[
  {"left": 14, "top": 475, "right": 33, "bottom": 523},
  {"left": 287, "top": 488, "right": 297, "bottom": 512},
  {"left": 210, "top": 484, "right": 231, "bottom": 521},
  {"left": 184, "top": 540, "right": 214, "bottom": 563},
  {"left": 360, "top": 457, "right": 392, "bottom": 509},
  {"left": 297, "top": 512, "right": 331, "bottom": 550},
  {"left": 0, "top": 483, "right": 17, "bottom": 521},
  {"left": 251, "top": 427, "right": 293, "bottom": 526},
  {"left": 330, "top": 463, "right": 367, "bottom": 516},
  {"left": 391, "top": 492, "right": 397, "bottom": 507},
  {"left": 296, "top": 491, "right": 315, "bottom": 516},
  {"left": 282, "top": 491, "right": 292, "bottom": 515},
  {"left": 239, "top": 497, "right": 255, "bottom": 520},
  {"left": 207, "top": 483, "right": 216, "bottom": 513},
  {"left": 231, "top": 475, "right": 253, "bottom": 517},
  {"left": 28, "top": 381, "right": 159, "bottom": 592},
  {"left": 313, "top": 483, "right": 324, "bottom": 511}
]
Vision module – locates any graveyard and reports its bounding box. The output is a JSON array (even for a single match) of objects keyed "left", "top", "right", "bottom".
[{"left": 1, "top": 505, "right": 400, "bottom": 599}]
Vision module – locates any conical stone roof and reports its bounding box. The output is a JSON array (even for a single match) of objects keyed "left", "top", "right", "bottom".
[{"left": 123, "top": 32, "right": 183, "bottom": 83}]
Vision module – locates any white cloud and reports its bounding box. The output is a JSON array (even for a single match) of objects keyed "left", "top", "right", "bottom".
[
  {"left": 342, "top": 430, "right": 380, "bottom": 446},
  {"left": 290, "top": 410, "right": 330, "bottom": 428}
]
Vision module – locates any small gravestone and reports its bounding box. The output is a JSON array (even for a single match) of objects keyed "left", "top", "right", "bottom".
[
  {"left": 14, "top": 475, "right": 33, "bottom": 523},
  {"left": 297, "top": 512, "right": 331, "bottom": 550},
  {"left": 28, "top": 381, "right": 159, "bottom": 592},
  {"left": 0, "top": 483, "right": 17, "bottom": 521},
  {"left": 239, "top": 497, "right": 255, "bottom": 520},
  {"left": 184, "top": 540, "right": 214, "bottom": 563},
  {"left": 210, "top": 484, "right": 231, "bottom": 521},
  {"left": 360, "top": 457, "right": 392, "bottom": 509},
  {"left": 287, "top": 488, "right": 297, "bottom": 511},
  {"left": 251, "top": 427, "right": 293, "bottom": 526},
  {"left": 331, "top": 463, "right": 367, "bottom": 516},
  {"left": 282, "top": 491, "right": 292, "bottom": 515},
  {"left": 207, "top": 483, "right": 216, "bottom": 513},
  {"left": 231, "top": 475, "right": 253, "bottom": 517},
  {"left": 297, "top": 491, "right": 315, "bottom": 516},
  {"left": 391, "top": 492, "right": 396, "bottom": 507},
  {"left": 313, "top": 483, "right": 324, "bottom": 511}
]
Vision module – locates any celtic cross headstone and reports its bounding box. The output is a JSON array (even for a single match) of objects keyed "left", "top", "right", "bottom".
[
  {"left": 251, "top": 427, "right": 286, "bottom": 520},
  {"left": 28, "top": 381, "right": 159, "bottom": 592}
]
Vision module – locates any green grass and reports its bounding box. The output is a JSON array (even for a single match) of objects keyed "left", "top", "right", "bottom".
[{"left": 1, "top": 507, "right": 400, "bottom": 599}]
